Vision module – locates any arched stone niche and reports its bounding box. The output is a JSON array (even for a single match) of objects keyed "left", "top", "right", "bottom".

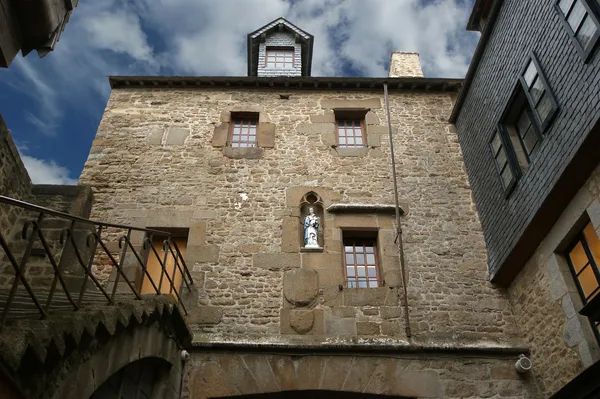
[{"left": 300, "top": 192, "right": 324, "bottom": 250}]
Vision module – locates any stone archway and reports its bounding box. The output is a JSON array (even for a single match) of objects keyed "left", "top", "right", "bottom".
[
  {"left": 187, "top": 353, "right": 442, "bottom": 399},
  {"left": 90, "top": 357, "right": 172, "bottom": 399},
  {"left": 51, "top": 319, "right": 183, "bottom": 399},
  {"left": 228, "top": 391, "right": 415, "bottom": 399},
  {"left": 0, "top": 298, "right": 190, "bottom": 399}
]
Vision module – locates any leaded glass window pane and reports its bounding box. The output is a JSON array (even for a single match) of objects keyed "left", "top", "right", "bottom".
[
  {"left": 343, "top": 238, "right": 379, "bottom": 288},
  {"left": 576, "top": 14, "right": 598, "bottom": 48},
  {"left": 336, "top": 119, "right": 366, "bottom": 148},
  {"left": 568, "top": 1, "right": 587, "bottom": 31}
]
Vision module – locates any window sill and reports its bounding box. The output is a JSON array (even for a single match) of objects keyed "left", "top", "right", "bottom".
[
  {"left": 222, "top": 147, "right": 264, "bottom": 159},
  {"left": 300, "top": 247, "right": 324, "bottom": 253},
  {"left": 330, "top": 147, "right": 370, "bottom": 157}
]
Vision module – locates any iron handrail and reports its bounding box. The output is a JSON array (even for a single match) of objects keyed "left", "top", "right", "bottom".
[
  {"left": 0, "top": 195, "right": 194, "bottom": 326},
  {"left": 0, "top": 196, "right": 169, "bottom": 235}
]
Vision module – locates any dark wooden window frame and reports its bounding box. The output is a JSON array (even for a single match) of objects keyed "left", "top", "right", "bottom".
[
  {"left": 228, "top": 113, "right": 259, "bottom": 148},
  {"left": 490, "top": 128, "right": 518, "bottom": 196},
  {"left": 342, "top": 230, "right": 381, "bottom": 289},
  {"left": 565, "top": 221, "right": 600, "bottom": 344},
  {"left": 265, "top": 47, "right": 295, "bottom": 69},
  {"left": 518, "top": 53, "right": 559, "bottom": 133},
  {"left": 491, "top": 56, "right": 560, "bottom": 197},
  {"left": 511, "top": 107, "right": 542, "bottom": 163},
  {"left": 555, "top": 0, "right": 600, "bottom": 61}
]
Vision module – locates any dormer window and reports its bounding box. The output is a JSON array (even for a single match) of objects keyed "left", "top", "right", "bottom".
[
  {"left": 247, "top": 18, "right": 313, "bottom": 77},
  {"left": 266, "top": 48, "right": 294, "bottom": 69}
]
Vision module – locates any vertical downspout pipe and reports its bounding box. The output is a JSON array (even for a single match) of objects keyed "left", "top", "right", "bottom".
[{"left": 383, "top": 83, "right": 411, "bottom": 338}]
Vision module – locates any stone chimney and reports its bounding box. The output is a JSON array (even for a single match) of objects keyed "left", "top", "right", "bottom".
[{"left": 388, "top": 52, "right": 424, "bottom": 78}]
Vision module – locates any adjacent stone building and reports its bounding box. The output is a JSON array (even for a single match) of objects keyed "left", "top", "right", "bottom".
[
  {"left": 451, "top": 0, "right": 600, "bottom": 397},
  {"left": 78, "top": 18, "right": 540, "bottom": 398}
]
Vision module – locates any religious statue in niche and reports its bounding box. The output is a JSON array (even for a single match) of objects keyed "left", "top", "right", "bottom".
[
  {"left": 303, "top": 207, "right": 320, "bottom": 248},
  {"left": 300, "top": 192, "right": 323, "bottom": 250}
]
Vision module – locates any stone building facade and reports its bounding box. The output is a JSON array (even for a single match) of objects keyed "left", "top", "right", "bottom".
[
  {"left": 451, "top": 0, "right": 600, "bottom": 397},
  {"left": 78, "top": 18, "right": 541, "bottom": 399}
]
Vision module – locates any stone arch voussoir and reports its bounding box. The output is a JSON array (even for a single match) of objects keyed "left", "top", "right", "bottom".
[{"left": 190, "top": 354, "right": 443, "bottom": 399}]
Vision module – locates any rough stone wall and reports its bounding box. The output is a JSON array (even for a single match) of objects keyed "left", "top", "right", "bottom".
[
  {"left": 257, "top": 32, "right": 302, "bottom": 77},
  {"left": 0, "top": 114, "right": 32, "bottom": 240},
  {"left": 388, "top": 52, "right": 424, "bottom": 78},
  {"left": 80, "top": 86, "right": 521, "bottom": 346},
  {"left": 507, "top": 163, "right": 600, "bottom": 397}
]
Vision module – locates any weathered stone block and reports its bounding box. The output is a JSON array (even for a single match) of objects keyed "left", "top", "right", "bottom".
[
  {"left": 321, "top": 131, "right": 336, "bottom": 146},
  {"left": 281, "top": 216, "right": 300, "bottom": 253},
  {"left": 240, "top": 355, "right": 280, "bottom": 393},
  {"left": 283, "top": 268, "right": 318, "bottom": 306},
  {"left": 334, "top": 214, "right": 378, "bottom": 229},
  {"left": 316, "top": 268, "right": 344, "bottom": 288},
  {"left": 148, "top": 128, "right": 164, "bottom": 145},
  {"left": 219, "top": 110, "right": 231, "bottom": 123},
  {"left": 186, "top": 244, "right": 219, "bottom": 263},
  {"left": 297, "top": 122, "right": 335, "bottom": 134},
  {"left": 211, "top": 123, "right": 229, "bottom": 147},
  {"left": 302, "top": 252, "right": 342, "bottom": 270},
  {"left": 366, "top": 125, "right": 389, "bottom": 135},
  {"left": 389, "top": 370, "right": 442, "bottom": 398},
  {"left": 146, "top": 210, "right": 194, "bottom": 228},
  {"left": 365, "top": 111, "right": 380, "bottom": 125},
  {"left": 268, "top": 356, "right": 298, "bottom": 391},
  {"left": 165, "top": 127, "right": 190, "bottom": 145},
  {"left": 222, "top": 147, "right": 264, "bottom": 159},
  {"left": 367, "top": 134, "right": 381, "bottom": 147},
  {"left": 383, "top": 269, "right": 402, "bottom": 287},
  {"left": 344, "top": 287, "right": 388, "bottom": 306},
  {"left": 380, "top": 306, "right": 402, "bottom": 320},
  {"left": 186, "top": 305, "right": 223, "bottom": 325},
  {"left": 321, "top": 98, "right": 381, "bottom": 109},
  {"left": 310, "top": 113, "right": 335, "bottom": 123},
  {"left": 289, "top": 309, "right": 314, "bottom": 334},
  {"left": 254, "top": 253, "right": 300, "bottom": 271},
  {"left": 381, "top": 320, "right": 401, "bottom": 336},
  {"left": 332, "top": 306, "right": 355, "bottom": 318},
  {"left": 217, "top": 355, "right": 262, "bottom": 395},
  {"left": 257, "top": 122, "right": 275, "bottom": 148},
  {"left": 357, "top": 321, "right": 380, "bottom": 335},
  {"left": 280, "top": 308, "right": 324, "bottom": 335},
  {"left": 331, "top": 147, "right": 369, "bottom": 157},
  {"left": 188, "top": 221, "right": 207, "bottom": 246},
  {"left": 320, "top": 285, "right": 343, "bottom": 306}
]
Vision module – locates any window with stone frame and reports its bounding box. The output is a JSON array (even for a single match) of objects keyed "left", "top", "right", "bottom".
[
  {"left": 265, "top": 47, "right": 294, "bottom": 69},
  {"left": 343, "top": 231, "right": 380, "bottom": 288},
  {"left": 228, "top": 113, "right": 259, "bottom": 148},
  {"left": 565, "top": 220, "right": 600, "bottom": 344},
  {"left": 556, "top": 0, "right": 600, "bottom": 60},
  {"left": 335, "top": 110, "right": 367, "bottom": 148}
]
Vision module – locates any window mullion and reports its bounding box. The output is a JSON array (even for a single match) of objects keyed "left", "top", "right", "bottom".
[{"left": 582, "top": 234, "right": 600, "bottom": 282}]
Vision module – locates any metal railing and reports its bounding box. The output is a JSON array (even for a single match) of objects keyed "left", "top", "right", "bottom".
[{"left": 0, "top": 195, "right": 194, "bottom": 327}]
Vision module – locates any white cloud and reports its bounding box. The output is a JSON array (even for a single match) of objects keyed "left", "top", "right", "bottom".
[
  {"left": 20, "top": 155, "right": 78, "bottom": 185},
  {"left": 83, "top": 11, "right": 154, "bottom": 63}
]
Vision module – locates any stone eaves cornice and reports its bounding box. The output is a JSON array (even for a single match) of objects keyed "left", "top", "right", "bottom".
[{"left": 109, "top": 76, "right": 463, "bottom": 93}]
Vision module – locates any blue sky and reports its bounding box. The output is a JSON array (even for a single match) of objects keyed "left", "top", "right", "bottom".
[{"left": 0, "top": 0, "right": 478, "bottom": 185}]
